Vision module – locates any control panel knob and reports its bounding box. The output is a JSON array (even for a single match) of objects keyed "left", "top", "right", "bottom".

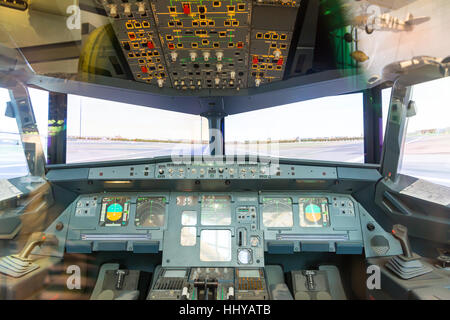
[
  {"left": 230, "top": 71, "right": 236, "bottom": 80},
  {"left": 171, "top": 51, "right": 178, "bottom": 62},
  {"left": 137, "top": 2, "right": 145, "bottom": 14},
  {"left": 157, "top": 79, "right": 164, "bottom": 88},
  {"left": 215, "top": 77, "right": 220, "bottom": 85},
  {"left": 255, "top": 78, "right": 262, "bottom": 87},
  {"left": 197, "top": 80, "right": 202, "bottom": 86},
  {"left": 191, "top": 168, "right": 197, "bottom": 174},
  {"left": 218, "top": 168, "right": 224, "bottom": 173},
  {"left": 229, "top": 168, "right": 234, "bottom": 174},
  {"left": 216, "top": 51, "right": 224, "bottom": 61},
  {"left": 123, "top": 3, "right": 131, "bottom": 16},
  {"left": 109, "top": 5, "right": 118, "bottom": 17},
  {"left": 190, "top": 52, "right": 197, "bottom": 61},
  {"left": 260, "top": 168, "right": 266, "bottom": 174},
  {"left": 216, "top": 63, "right": 223, "bottom": 72},
  {"left": 274, "top": 49, "right": 282, "bottom": 59},
  {"left": 181, "top": 80, "right": 185, "bottom": 86},
  {"left": 200, "top": 169, "right": 205, "bottom": 175},
  {"left": 158, "top": 168, "right": 164, "bottom": 174},
  {"left": 203, "top": 51, "right": 210, "bottom": 61},
  {"left": 168, "top": 168, "right": 173, "bottom": 174}
]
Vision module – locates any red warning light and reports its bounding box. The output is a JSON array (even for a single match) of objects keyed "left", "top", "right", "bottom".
[
  {"left": 183, "top": 4, "right": 191, "bottom": 14},
  {"left": 252, "top": 56, "right": 258, "bottom": 64},
  {"left": 141, "top": 66, "right": 148, "bottom": 73},
  {"left": 237, "top": 42, "right": 244, "bottom": 49},
  {"left": 168, "top": 43, "right": 175, "bottom": 50},
  {"left": 147, "top": 41, "right": 155, "bottom": 49},
  {"left": 277, "top": 58, "right": 283, "bottom": 66}
]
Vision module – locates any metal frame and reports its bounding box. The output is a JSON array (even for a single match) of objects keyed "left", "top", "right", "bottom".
[
  {"left": 27, "top": 70, "right": 369, "bottom": 116},
  {"left": 6, "top": 80, "right": 46, "bottom": 177},
  {"left": 47, "top": 92, "right": 68, "bottom": 165},
  {"left": 363, "top": 86, "right": 383, "bottom": 164}
]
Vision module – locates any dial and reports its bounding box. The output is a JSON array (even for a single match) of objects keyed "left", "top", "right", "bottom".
[
  {"left": 99, "top": 197, "right": 130, "bottom": 227},
  {"left": 262, "top": 197, "right": 293, "bottom": 227},
  {"left": 237, "top": 249, "right": 253, "bottom": 265},
  {"left": 250, "top": 236, "right": 260, "bottom": 247},
  {"left": 299, "top": 197, "right": 330, "bottom": 227},
  {"left": 135, "top": 197, "right": 166, "bottom": 227}
]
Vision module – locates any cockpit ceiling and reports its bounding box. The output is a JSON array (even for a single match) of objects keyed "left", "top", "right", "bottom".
[{"left": 1, "top": 0, "right": 449, "bottom": 96}]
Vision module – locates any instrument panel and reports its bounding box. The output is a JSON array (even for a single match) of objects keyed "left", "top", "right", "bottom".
[
  {"left": 99, "top": 197, "right": 131, "bottom": 227},
  {"left": 101, "top": 0, "right": 301, "bottom": 89},
  {"left": 135, "top": 196, "right": 166, "bottom": 227},
  {"left": 62, "top": 191, "right": 369, "bottom": 266}
]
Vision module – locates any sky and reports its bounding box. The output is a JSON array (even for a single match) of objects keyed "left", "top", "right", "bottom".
[
  {"left": 67, "top": 95, "right": 209, "bottom": 141},
  {"left": 225, "top": 93, "right": 365, "bottom": 141}
]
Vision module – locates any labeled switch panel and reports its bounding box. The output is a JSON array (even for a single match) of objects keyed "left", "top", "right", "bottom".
[
  {"left": 249, "top": 2, "right": 300, "bottom": 87},
  {"left": 152, "top": 0, "right": 251, "bottom": 90},
  {"left": 102, "top": 0, "right": 169, "bottom": 87},
  {"left": 102, "top": 0, "right": 301, "bottom": 89}
]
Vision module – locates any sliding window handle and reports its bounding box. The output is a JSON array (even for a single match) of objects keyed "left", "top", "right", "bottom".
[{"left": 391, "top": 224, "right": 413, "bottom": 258}]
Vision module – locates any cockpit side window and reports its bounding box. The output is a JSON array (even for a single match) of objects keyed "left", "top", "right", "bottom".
[
  {"left": 0, "top": 88, "right": 29, "bottom": 179},
  {"left": 398, "top": 77, "right": 450, "bottom": 187}
]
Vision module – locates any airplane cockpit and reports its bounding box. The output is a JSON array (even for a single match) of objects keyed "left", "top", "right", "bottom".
[{"left": 0, "top": 0, "right": 449, "bottom": 302}]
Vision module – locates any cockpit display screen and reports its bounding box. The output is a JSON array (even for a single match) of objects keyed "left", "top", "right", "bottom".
[
  {"left": 99, "top": 197, "right": 131, "bottom": 227},
  {"left": 135, "top": 197, "right": 166, "bottom": 227},
  {"left": 299, "top": 198, "right": 330, "bottom": 227},
  {"left": 201, "top": 195, "right": 231, "bottom": 225},
  {"left": 262, "top": 197, "right": 293, "bottom": 227}
]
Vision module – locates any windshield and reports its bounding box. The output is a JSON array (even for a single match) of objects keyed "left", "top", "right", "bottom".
[{"left": 66, "top": 94, "right": 209, "bottom": 163}]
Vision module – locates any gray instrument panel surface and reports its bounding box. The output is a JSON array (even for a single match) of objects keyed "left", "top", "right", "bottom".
[
  {"left": 39, "top": 188, "right": 401, "bottom": 262},
  {"left": 88, "top": 162, "right": 337, "bottom": 180}
]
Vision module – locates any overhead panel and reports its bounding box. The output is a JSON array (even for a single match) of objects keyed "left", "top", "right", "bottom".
[
  {"left": 249, "top": 0, "right": 300, "bottom": 87},
  {"left": 152, "top": 0, "right": 251, "bottom": 90},
  {"left": 101, "top": 0, "right": 301, "bottom": 89},
  {"left": 102, "top": 0, "right": 170, "bottom": 87}
]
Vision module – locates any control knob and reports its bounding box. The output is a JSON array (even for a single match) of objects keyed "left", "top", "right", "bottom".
[
  {"left": 274, "top": 49, "right": 282, "bottom": 59},
  {"left": 137, "top": 2, "right": 145, "bottom": 14},
  {"left": 123, "top": 3, "right": 131, "bottom": 15}
]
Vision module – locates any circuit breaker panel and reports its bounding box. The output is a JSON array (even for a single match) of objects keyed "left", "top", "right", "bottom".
[{"left": 101, "top": 0, "right": 300, "bottom": 89}]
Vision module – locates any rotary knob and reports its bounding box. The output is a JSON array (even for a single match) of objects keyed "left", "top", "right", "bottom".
[{"left": 171, "top": 51, "right": 178, "bottom": 62}]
